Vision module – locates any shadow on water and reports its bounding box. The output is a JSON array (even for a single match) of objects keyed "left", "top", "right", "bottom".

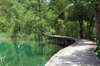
[{"left": 50, "top": 40, "right": 74, "bottom": 48}]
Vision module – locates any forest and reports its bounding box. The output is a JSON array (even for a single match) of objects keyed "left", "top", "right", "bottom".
[{"left": 0, "top": 0, "right": 100, "bottom": 59}]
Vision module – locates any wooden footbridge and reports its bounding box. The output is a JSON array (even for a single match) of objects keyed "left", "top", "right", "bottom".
[{"left": 45, "top": 35, "right": 100, "bottom": 66}]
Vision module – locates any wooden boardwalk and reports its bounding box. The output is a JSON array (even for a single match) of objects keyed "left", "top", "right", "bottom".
[{"left": 45, "top": 35, "right": 100, "bottom": 66}]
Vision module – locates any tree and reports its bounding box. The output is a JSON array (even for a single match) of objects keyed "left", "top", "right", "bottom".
[
  {"left": 86, "top": 4, "right": 95, "bottom": 39},
  {"left": 86, "top": 0, "right": 100, "bottom": 44},
  {"left": 67, "top": 2, "right": 88, "bottom": 38},
  {"left": 48, "top": 0, "right": 68, "bottom": 34},
  {"left": 95, "top": 1, "right": 100, "bottom": 44},
  {"left": 0, "top": 0, "right": 13, "bottom": 33}
]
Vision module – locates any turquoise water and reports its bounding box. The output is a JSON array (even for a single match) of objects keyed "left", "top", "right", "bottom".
[{"left": 0, "top": 38, "right": 62, "bottom": 66}]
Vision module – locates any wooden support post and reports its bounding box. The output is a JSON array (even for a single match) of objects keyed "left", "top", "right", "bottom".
[
  {"left": 51, "top": 37, "right": 53, "bottom": 44},
  {"left": 58, "top": 38, "right": 60, "bottom": 44},
  {"left": 64, "top": 40, "right": 67, "bottom": 46},
  {"left": 56, "top": 38, "right": 58, "bottom": 44}
]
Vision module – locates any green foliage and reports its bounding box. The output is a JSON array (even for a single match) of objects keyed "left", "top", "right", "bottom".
[
  {"left": 0, "top": 0, "right": 98, "bottom": 40},
  {"left": 94, "top": 38, "right": 100, "bottom": 58},
  {"left": 0, "top": 17, "right": 9, "bottom": 32},
  {"left": 49, "top": 0, "right": 68, "bottom": 14},
  {"left": 67, "top": 3, "right": 88, "bottom": 21},
  {"left": 0, "top": 33, "right": 12, "bottom": 38},
  {"left": 64, "top": 21, "right": 79, "bottom": 37},
  {"left": 0, "top": 0, "right": 100, "bottom": 64}
]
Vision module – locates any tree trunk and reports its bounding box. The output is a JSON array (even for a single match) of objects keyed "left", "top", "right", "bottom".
[
  {"left": 86, "top": 21, "right": 89, "bottom": 38},
  {"left": 88, "top": 15, "right": 94, "bottom": 39},
  {"left": 38, "top": 0, "right": 41, "bottom": 17},
  {"left": 38, "top": 0, "right": 44, "bottom": 36},
  {"left": 90, "top": 20, "right": 95, "bottom": 39},
  {"left": 79, "top": 19, "right": 83, "bottom": 38},
  {"left": 95, "top": 3, "right": 100, "bottom": 44}
]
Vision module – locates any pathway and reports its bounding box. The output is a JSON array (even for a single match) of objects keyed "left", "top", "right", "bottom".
[{"left": 45, "top": 35, "right": 100, "bottom": 66}]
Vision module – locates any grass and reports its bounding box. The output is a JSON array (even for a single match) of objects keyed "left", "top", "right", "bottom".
[{"left": 0, "top": 33, "right": 12, "bottom": 38}]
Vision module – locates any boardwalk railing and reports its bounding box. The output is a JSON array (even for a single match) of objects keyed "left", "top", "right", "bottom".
[{"left": 49, "top": 35, "right": 76, "bottom": 46}]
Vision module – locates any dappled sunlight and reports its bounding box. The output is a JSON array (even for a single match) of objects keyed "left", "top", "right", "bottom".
[
  {"left": 73, "top": 46, "right": 87, "bottom": 50},
  {"left": 45, "top": 35, "right": 99, "bottom": 66},
  {"left": 83, "top": 41, "right": 93, "bottom": 44}
]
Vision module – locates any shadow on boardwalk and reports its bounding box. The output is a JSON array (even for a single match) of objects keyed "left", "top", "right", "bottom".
[{"left": 45, "top": 35, "right": 100, "bottom": 66}]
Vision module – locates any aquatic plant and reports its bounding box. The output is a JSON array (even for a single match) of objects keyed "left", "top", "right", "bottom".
[
  {"left": 0, "top": 38, "right": 62, "bottom": 66},
  {"left": 15, "top": 40, "right": 24, "bottom": 66},
  {"left": 0, "top": 52, "right": 9, "bottom": 66}
]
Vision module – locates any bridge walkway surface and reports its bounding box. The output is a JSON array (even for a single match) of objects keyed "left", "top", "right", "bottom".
[{"left": 45, "top": 35, "right": 100, "bottom": 66}]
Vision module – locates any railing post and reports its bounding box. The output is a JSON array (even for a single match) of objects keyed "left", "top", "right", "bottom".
[
  {"left": 51, "top": 37, "right": 54, "bottom": 44},
  {"left": 58, "top": 38, "right": 60, "bottom": 44},
  {"left": 64, "top": 39, "right": 67, "bottom": 46}
]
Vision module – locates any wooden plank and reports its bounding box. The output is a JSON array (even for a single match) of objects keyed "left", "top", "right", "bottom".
[{"left": 45, "top": 35, "right": 100, "bottom": 66}]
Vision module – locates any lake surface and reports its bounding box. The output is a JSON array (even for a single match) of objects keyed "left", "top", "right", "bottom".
[{"left": 0, "top": 38, "right": 62, "bottom": 66}]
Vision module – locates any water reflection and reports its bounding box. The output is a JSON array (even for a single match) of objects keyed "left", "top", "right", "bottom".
[{"left": 0, "top": 38, "right": 62, "bottom": 66}]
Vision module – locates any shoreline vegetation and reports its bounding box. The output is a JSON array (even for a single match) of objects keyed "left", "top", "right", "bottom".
[
  {"left": 0, "top": 33, "right": 63, "bottom": 66},
  {"left": 2, "top": 33, "right": 100, "bottom": 59},
  {"left": 0, "top": 33, "right": 48, "bottom": 40}
]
